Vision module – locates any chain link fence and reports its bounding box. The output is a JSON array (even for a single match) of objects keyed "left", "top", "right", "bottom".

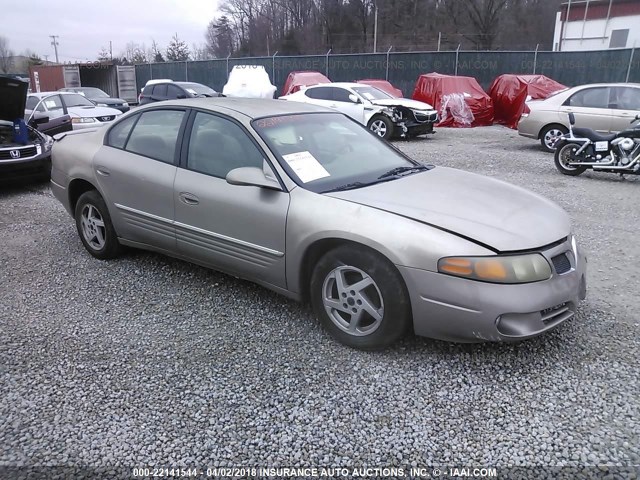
[{"left": 135, "top": 48, "right": 640, "bottom": 97}]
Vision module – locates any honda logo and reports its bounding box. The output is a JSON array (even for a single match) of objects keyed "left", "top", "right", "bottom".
[{"left": 10, "top": 150, "right": 21, "bottom": 159}]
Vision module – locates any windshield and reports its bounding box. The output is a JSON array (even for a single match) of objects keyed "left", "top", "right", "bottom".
[
  {"left": 77, "top": 87, "right": 108, "bottom": 98},
  {"left": 180, "top": 83, "right": 216, "bottom": 96},
  {"left": 352, "top": 86, "right": 393, "bottom": 101},
  {"left": 253, "top": 113, "right": 423, "bottom": 193},
  {"left": 62, "top": 93, "right": 96, "bottom": 107}
]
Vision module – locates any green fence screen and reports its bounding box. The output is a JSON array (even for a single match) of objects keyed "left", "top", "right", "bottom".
[{"left": 136, "top": 48, "right": 639, "bottom": 98}]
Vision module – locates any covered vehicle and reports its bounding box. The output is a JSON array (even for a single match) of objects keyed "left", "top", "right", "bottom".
[
  {"left": 356, "top": 79, "right": 403, "bottom": 98},
  {"left": 489, "top": 75, "right": 567, "bottom": 129},
  {"left": 412, "top": 73, "right": 494, "bottom": 128},
  {"left": 223, "top": 65, "right": 277, "bottom": 99},
  {"left": 0, "top": 77, "right": 55, "bottom": 181},
  {"left": 281, "top": 71, "right": 331, "bottom": 96}
]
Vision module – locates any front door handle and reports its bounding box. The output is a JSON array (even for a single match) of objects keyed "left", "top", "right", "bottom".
[
  {"left": 179, "top": 192, "right": 199, "bottom": 205},
  {"left": 96, "top": 167, "right": 110, "bottom": 176}
]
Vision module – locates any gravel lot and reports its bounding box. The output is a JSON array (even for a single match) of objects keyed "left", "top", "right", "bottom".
[{"left": 1, "top": 126, "right": 638, "bottom": 476}]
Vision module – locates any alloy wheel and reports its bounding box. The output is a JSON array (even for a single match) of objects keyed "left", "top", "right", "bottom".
[
  {"left": 80, "top": 204, "right": 106, "bottom": 250},
  {"left": 321, "top": 265, "right": 385, "bottom": 336}
]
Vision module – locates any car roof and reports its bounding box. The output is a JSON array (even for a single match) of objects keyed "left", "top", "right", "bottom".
[
  {"left": 29, "top": 91, "right": 82, "bottom": 98},
  {"left": 137, "top": 98, "right": 332, "bottom": 119},
  {"left": 306, "top": 82, "right": 361, "bottom": 89},
  {"left": 569, "top": 82, "right": 640, "bottom": 89}
]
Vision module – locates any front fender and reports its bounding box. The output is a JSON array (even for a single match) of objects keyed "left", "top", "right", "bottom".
[{"left": 285, "top": 188, "right": 492, "bottom": 295}]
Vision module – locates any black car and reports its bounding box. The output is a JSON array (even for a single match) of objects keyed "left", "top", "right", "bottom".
[
  {"left": 0, "top": 77, "right": 56, "bottom": 181},
  {"left": 59, "top": 87, "right": 130, "bottom": 113},
  {"left": 139, "top": 81, "right": 222, "bottom": 105}
]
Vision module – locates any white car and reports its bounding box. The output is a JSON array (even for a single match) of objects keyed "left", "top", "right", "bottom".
[
  {"left": 280, "top": 82, "right": 438, "bottom": 140},
  {"left": 26, "top": 92, "right": 122, "bottom": 130},
  {"left": 222, "top": 65, "right": 277, "bottom": 99}
]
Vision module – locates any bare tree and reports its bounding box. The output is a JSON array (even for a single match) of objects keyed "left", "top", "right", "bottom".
[{"left": 0, "top": 36, "right": 14, "bottom": 73}]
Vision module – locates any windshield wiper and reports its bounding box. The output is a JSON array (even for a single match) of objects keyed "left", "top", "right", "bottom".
[
  {"left": 377, "top": 165, "right": 428, "bottom": 180},
  {"left": 324, "top": 181, "right": 374, "bottom": 192}
]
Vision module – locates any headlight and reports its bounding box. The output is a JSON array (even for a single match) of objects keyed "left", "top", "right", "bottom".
[
  {"left": 72, "top": 117, "right": 97, "bottom": 123},
  {"left": 123, "top": 102, "right": 129, "bottom": 107},
  {"left": 96, "top": 103, "right": 108, "bottom": 106},
  {"left": 43, "top": 135, "right": 54, "bottom": 152},
  {"left": 438, "top": 253, "right": 551, "bottom": 284},
  {"left": 520, "top": 113, "right": 529, "bottom": 118}
]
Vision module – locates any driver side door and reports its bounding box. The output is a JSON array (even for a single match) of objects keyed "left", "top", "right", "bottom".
[{"left": 173, "top": 111, "right": 290, "bottom": 288}]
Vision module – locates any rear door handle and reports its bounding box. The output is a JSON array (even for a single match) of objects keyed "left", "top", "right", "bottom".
[
  {"left": 179, "top": 192, "right": 199, "bottom": 205},
  {"left": 96, "top": 167, "right": 110, "bottom": 176}
]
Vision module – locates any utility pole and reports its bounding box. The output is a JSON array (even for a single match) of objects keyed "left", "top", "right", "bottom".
[
  {"left": 50, "top": 35, "right": 60, "bottom": 63},
  {"left": 43, "top": 55, "right": 49, "bottom": 63},
  {"left": 109, "top": 40, "right": 113, "bottom": 60},
  {"left": 373, "top": 2, "right": 378, "bottom": 53}
]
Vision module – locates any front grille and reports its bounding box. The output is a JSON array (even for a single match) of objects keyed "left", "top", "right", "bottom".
[
  {"left": 552, "top": 252, "right": 572, "bottom": 274},
  {"left": 0, "top": 146, "right": 38, "bottom": 160},
  {"left": 413, "top": 111, "right": 438, "bottom": 123},
  {"left": 97, "top": 116, "right": 115, "bottom": 122}
]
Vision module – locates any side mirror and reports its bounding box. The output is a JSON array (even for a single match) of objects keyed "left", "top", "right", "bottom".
[
  {"left": 226, "top": 167, "right": 282, "bottom": 190},
  {"left": 568, "top": 112, "right": 575, "bottom": 126},
  {"left": 348, "top": 93, "right": 360, "bottom": 104},
  {"left": 31, "top": 112, "right": 50, "bottom": 125}
]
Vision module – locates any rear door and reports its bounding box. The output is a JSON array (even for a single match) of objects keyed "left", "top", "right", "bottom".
[
  {"left": 173, "top": 110, "right": 289, "bottom": 288},
  {"left": 609, "top": 86, "right": 640, "bottom": 132},
  {"left": 331, "top": 87, "right": 366, "bottom": 123},
  {"left": 93, "top": 108, "right": 188, "bottom": 251},
  {"left": 560, "top": 86, "right": 612, "bottom": 132}
]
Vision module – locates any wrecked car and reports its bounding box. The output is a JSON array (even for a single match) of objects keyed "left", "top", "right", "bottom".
[{"left": 280, "top": 82, "right": 438, "bottom": 140}]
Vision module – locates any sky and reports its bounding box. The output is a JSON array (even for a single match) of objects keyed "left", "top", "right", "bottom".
[{"left": 2, "top": 0, "right": 220, "bottom": 62}]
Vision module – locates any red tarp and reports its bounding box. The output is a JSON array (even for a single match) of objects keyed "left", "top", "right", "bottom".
[
  {"left": 489, "top": 74, "right": 567, "bottom": 129},
  {"left": 281, "top": 71, "right": 331, "bottom": 96},
  {"left": 355, "top": 79, "right": 403, "bottom": 98},
  {"left": 412, "top": 73, "right": 494, "bottom": 128}
]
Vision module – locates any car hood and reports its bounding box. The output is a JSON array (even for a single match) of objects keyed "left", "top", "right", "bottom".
[
  {"left": 90, "top": 97, "right": 125, "bottom": 105},
  {"left": 326, "top": 166, "right": 570, "bottom": 252},
  {"left": 67, "top": 106, "right": 122, "bottom": 117},
  {"left": 371, "top": 98, "right": 435, "bottom": 111},
  {"left": 0, "top": 76, "right": 28, "bottom": 122}
]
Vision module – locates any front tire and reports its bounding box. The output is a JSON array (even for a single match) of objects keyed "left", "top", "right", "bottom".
[
  {"left": 367, "top": 115, "right": 394, "bottom": 140},
  {"left": 310, "top": 245, "right": 411, "bottom": 350},
  {"left": 74, "top": 190, "right": 122, "bottom": 259},
  {"left": 554, "top": 142, "right": 587, "bottom": 176},
  {"left": 540, "top": 124, "right": 568, "bottom": 152}
]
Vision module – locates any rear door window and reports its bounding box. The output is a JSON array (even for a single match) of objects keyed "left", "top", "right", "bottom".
[
  {"left": 152, "top": 84, "right": 168, "bottom": 98},
  {"left": 611, "top": 87, "right": 640, "bottom": 111},
  {"left": 107, "top": 114, "right": 139, "bottom": 149},
  {"left": 167, "top": 84, "right": 183, "bottom": 99},
  {"left": 124, "top": 110, "right": 186, "bottom": 163},
  {"left": 566, "top": 88, "right": 610, "bottom": 109},
  {"left": 305, "top": 87, "right": 333, "bottom": 100}
]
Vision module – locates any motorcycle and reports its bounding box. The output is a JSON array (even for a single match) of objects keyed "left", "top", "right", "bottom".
[{"left": 553, "top": 112, "right": 640, "bottom": 176}]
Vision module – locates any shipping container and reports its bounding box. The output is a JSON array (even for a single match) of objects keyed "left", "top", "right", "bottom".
[{"left": 29, "top": 63, "right": 138, "bottom": 103}]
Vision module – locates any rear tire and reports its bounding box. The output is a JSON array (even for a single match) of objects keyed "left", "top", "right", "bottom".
[
  {"left": 540, "top": 124, "right": 568, "bottom": 152},
  {"left": 554, "top": 142, "right": 587, "bottom": 176},
  {"left": 74, "top": 190, "right": 122, "bottom": 259},
  {"left": 367, "top": 115, "right": 394, "bottom": 140},
  {"left": 310, "top": 245, "right": 411, "bottom": 350}
]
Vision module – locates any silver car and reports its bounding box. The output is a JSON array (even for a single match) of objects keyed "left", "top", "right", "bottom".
[
  {"left": 518, "top": 83, "right": 640, "bottom": 152},
  {"left": 51, "top": 99, "right": 587, "bottom": 349}
]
